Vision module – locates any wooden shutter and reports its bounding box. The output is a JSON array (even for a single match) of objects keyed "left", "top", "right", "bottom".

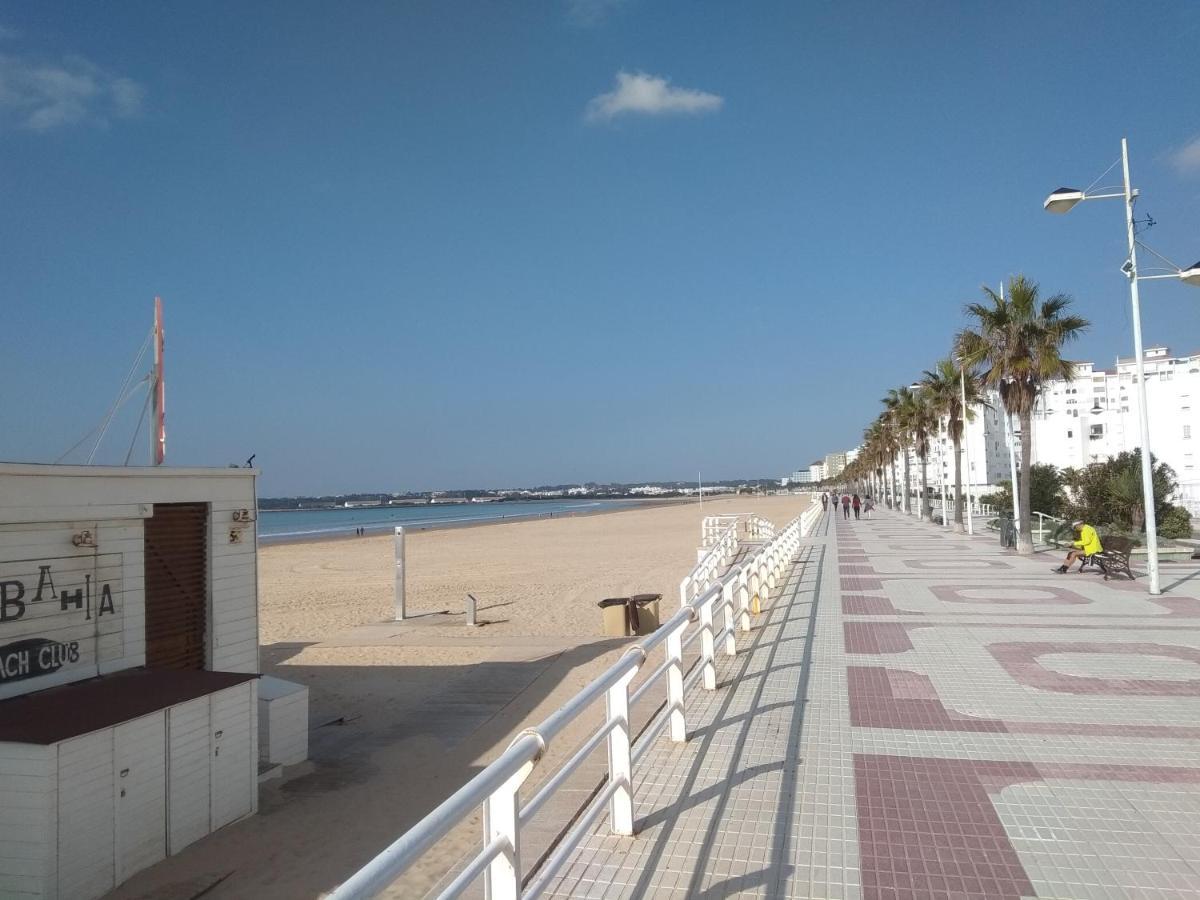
[{"left": 144, "top": 503, "right": 208, "bottom": 669}]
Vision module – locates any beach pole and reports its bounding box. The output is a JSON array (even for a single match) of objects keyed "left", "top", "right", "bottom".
[{"left": 394, "top": 526, "right": 406, "bottom": 620}]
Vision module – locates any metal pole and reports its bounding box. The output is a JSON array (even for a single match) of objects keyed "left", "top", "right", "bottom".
[
  {"left": 394, "top": 526, "right": 407, "bottom": 620},
  {"left": 1121, "top": 137, "right": 1161, "bottom": 595},
  {"left": 960, "top": 363, "right": 974, "bottom": 535},
  {"left": 1006, "top": 411, "right": 1021, "bottom": 534},
  {"left": 940, "top": 418, "right": 949, "bottom": 528}
]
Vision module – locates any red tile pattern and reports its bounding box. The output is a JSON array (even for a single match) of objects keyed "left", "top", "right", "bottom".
[{"left": 989, "top": 641, "right": 1200, "bottom": 696}]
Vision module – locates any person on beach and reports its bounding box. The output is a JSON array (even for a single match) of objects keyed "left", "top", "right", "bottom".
[
  {"left": 1054, "top": 520, "right": 1102, "bottom": 573},
  {"left": 852, "top": 494, "right": 861, "bottom": 519},
  {"left": 863, "top": 496, "right": 875, "bottom": 519},
  {"left": 841, "top": 494, "right": 851, "bottom": 519}
]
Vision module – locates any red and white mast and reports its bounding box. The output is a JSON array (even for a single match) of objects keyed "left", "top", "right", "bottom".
[{"left": 150, "top": 297, "right": 166, "bottom": 465}]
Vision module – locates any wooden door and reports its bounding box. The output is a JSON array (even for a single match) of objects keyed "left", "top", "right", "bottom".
[
  {"left": 167, "top": 696, "right": 211, "bottom": 854},
  {"left": 114, "top": 713, "right": 166, "bottom": 882},
  {"left": 210, "top": 684, "right": 253, "bottom": 830},
  {"left": 57, "top": 731, "right": 115, "bottom": 900},
  {"left": 144, "top": 503, "right": 208, "bottom": 669}
]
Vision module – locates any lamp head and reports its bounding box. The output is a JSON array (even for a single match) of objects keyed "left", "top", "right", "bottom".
[
  {"left": 1180, "top": 262, "right": 1200, "bottom": 287},
  {"left": 1044, "top": 188, "right": 1084, "bottom": 214}
]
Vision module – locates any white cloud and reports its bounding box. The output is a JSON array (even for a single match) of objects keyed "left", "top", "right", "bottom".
[
  {"left": 0, "top": 51, "right": 144, "bottom": 132},
  {"left": 585, "top": 71, "right": 723, "bottom": 123},
  {"left": 1168, "top": 134, "right": 1200, "bottom": 175}
]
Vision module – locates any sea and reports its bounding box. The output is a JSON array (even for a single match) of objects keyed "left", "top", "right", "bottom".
[{"left": 258, "top": 498, "right": 643, "bottom": 542}]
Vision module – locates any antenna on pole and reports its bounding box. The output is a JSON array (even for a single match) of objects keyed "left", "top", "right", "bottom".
[{"left": 150, "top": 297, "right": 166, "bottom": 465}]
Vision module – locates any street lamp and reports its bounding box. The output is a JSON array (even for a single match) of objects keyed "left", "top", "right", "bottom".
[{"left": 1045, "top": 137, "right": 1200, "bottom": 595}]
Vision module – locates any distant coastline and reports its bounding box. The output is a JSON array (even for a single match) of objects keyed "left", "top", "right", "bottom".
[{"left": 257, "top": 497, "right": 685, "bottom": 545}]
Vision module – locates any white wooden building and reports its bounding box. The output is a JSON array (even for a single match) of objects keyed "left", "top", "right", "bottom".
[{"left": 0, "top": 463, "right": 279, "bottom": 899}]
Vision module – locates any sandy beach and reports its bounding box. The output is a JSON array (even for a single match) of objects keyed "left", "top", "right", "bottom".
[{"left": 112, "top": 493, "right": 813, "bottom": 900}]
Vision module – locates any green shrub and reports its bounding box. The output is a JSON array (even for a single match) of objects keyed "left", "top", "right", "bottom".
[{"left": 1159, "top": 505, "right": 1194, "bottom": 540}]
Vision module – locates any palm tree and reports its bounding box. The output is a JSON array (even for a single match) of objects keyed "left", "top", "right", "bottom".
[
  {"left": 920, "top": 359, "right": 986, "bottom": 532},
  {"left": 956, "top": 275, "right": 1088, "bottom": 553},
  {"left": 882, "top": 387, "right": 915, "bottom": 514},
  {"left": 898, "top": 387, "right": 937, "bottom": 520}
]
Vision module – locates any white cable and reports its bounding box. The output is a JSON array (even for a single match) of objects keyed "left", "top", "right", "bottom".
[{"left": 86, "top": 328, "right": 153, "bottom": 464}]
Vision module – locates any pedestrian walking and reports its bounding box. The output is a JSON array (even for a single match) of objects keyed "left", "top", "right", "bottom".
[
  {"left": 852, "top": 494, "right": 861, "bottom": 520},
  {"left": 821, "top": 492, "right": 829, "bottom": 513},
  {"left": 864, "top": 496, "right": 875, "bottom": 519},
  {"left": 841, "top": 493, "right": 851, "bottom": 520}
]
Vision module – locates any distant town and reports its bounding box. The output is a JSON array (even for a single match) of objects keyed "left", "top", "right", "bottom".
[{"left": 259, "top": 478, "right": 787, "bottom": 510}]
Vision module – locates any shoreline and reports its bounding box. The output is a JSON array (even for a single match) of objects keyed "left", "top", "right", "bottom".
[{"left": 257, "top": 496, "right": 694, "bottom": 546}]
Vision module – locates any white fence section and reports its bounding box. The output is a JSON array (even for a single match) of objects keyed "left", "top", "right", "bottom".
[
  {"left": 928, "top": 498, "right": 996, "bottom": 519},
  {"left": 331, "top": 508, "right": 821, "bottom": 900}
]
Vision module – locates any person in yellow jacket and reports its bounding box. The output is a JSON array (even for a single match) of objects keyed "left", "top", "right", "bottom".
[{"left": 1054, "top": 520, "right": 1102, "bottom": 573}]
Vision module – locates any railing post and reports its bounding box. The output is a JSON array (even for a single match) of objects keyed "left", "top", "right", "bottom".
[
  {"left": 700, "top": 594, "right": 716, "bottom": 690},
  {"left": 679, "top": 576, "right": 690, "bottom": 608},
  {"left": 722, "top": 581, "right": 736, "bottom": 657},
  {"left": 606, "top": 669, "right": 637, "bottom": 835},
  {"left": 482, "top": 759, "right": 534, "bottom": 900},
  {"left": 667, "top": 623, "right": 687, "bottom": 742},
  {"left": 767, "top": 553, "right": 777, "bottom": 592},
  {"left": 738, "top": 570, "right": 751, "bottom": 632}
]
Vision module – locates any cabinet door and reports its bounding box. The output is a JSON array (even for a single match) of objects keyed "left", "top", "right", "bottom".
[
  {"left": 210, "top": 685, "right": 253, "bottom": 830},
  {"left": 167, "top": 697, "right": 211, "bottom": 854},
  {"left": 57, "top": 731, "right": 115, "bottom": 900},
  {"left": 114, "top": 713, "right": 166, "bottom": 883}
]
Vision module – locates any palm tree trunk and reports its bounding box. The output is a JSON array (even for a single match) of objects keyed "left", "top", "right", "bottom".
[
  {"left": 1017, "top": 407, "right": 1034, "bottom": 553},
  {"left": 920, "top": 454, "right": 929, "bottom": 520},
  {"left": 952, "top": 434, "right": 964, "bottom": 531},
  {"left": 902, "top": 450, "right": 912, "bottom": 515}
]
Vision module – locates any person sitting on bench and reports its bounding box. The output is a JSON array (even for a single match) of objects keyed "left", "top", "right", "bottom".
[{"left": 1054, "top": 520, "right": 1101, "bottom": 573}]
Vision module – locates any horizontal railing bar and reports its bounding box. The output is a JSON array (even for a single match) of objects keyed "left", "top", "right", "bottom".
[
  {"left": 630, "top": 700, "right": 679, "bottom": 765},
  {"left": 638, "top": 607, "right": 693, "bottom": 654},
  {"left": 681, "top": 625, "right": 704, "bottom": 651},
  {"left": 519, "top": 718, "right": 617, "bottom": 826},
  {"left": 629, "top": 657, "right": 671, "bottom": 707},
  {"left": 328, "top": 732, "right": 542, "bottom": 899},
  {"left": 434, "top": 834, "right": 508, "bottom": 900},
  {"left": 683, "top": 657, "right": 706, "bottom": 692},
  {"left": 523, "top": 778, "right": 623, "bottom": 900}
]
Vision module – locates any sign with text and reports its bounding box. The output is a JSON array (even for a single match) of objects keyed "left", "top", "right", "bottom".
[{"left": 0, "top": 552, "right": 124, "bottom": 694}]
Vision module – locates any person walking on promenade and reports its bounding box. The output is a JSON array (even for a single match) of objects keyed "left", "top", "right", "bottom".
[
  {"left": 1054, "top": 520, "right": 1102, "bottom": 573},
  {"left": 822, "top": 492, "right": 829, "bottom": 513},
  {"left": 851, "top": 494, "right": 861, "bottom": 520},
  {"left": 841, "top": 493, "right": 851, "bottom": 520},
  {"left": 863, "top": 496, "right": 875, "bottom": 519}
]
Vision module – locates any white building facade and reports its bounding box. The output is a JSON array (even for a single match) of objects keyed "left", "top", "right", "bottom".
[{"left": 1027, "top": 347, "right": 1199, "bottom": 514}]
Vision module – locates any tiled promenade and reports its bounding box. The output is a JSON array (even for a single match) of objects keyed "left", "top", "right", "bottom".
[{"left": 543, "top": 506, "right": 1200, "bottom": 899}]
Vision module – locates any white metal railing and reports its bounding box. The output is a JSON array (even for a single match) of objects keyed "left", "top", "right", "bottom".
[
  {"left": 683, "top": 520, "right": 740, "bottom": 606},
  {"left": 331, "top": 512, "right": 816, "bottom": 900},
  {"left": 928, "top": 497, "right": 995, "bottom": 519}
]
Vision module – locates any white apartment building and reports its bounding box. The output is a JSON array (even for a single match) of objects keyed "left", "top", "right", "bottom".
[
  {"left": 1027, "top": 346, "right": 1199, "bottom": 513},
  {"left": 788, "top": 469, "right": 815, "bottom": 484},
  {"left": 809, "top": 461, "right": 826, "bottom": 482},
  {"left": 909, "top": 392, "right": 1012, "bottom": 498}
]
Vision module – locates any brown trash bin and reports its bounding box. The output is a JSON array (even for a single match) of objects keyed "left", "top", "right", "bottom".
[
  {"left": 629, "top": 593, "right": 661, "bottom": 634},
  {"left": 598, "top": 594, "right": 662, "bottom": 636},
  {"left": 599, "top": 597, "right": 631, "bottom": 636}
]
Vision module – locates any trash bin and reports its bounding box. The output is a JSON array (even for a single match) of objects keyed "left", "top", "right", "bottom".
[
  {"left": 630, "top": 593, "right": 662, "bottom": 634},
  {"left": 599, "top": 597, "right": 630, "bottom": 636},
  {"left": 999, "top": 515, "right": 1016, "bottom": 548},
  {"left": 598, "top": 594, "right": 662, "bottom": 636}
]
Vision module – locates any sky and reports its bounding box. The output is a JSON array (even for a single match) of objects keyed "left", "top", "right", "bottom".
[{"left": 2, "top": 1, "right": 1199, "bottom": 496}]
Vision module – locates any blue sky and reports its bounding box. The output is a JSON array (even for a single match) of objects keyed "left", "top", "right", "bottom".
[{"left": 3, "top": 1, "right": 1199, "bottom": 495}]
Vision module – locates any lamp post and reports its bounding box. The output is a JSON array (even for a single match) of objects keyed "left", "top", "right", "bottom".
[
  {"left": 958, "top": 361, "right": 974, "bottom": 535},
  {"left": 1045, "top": 137, "right": 1200, "bottom": 595}
]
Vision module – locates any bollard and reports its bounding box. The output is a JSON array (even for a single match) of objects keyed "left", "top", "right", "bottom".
[
  {"left": 394, "top": 527, "right": 406, "bottom": 621},
  {"left": 466, "top": 593, "right": 478, "bottom": 627}
]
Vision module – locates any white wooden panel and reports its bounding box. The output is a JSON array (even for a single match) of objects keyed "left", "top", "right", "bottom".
[
  {"left": 0, "top": 743, "right": 54, "bottom": 898},
  {"left": 0, "top": 535, "right": 127, "bottom": 700},
  {"left": 57, "top": 730, "right": 115, "bottom": 900},
  {"left": 167, "top": 697, "right": 211, "bottom": 855},
  {"left": 210, "top": 684, "right": 253, "bottom": 830},
  {"left": 114, "top": 714, "right": 166, "bottom": 883}
]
